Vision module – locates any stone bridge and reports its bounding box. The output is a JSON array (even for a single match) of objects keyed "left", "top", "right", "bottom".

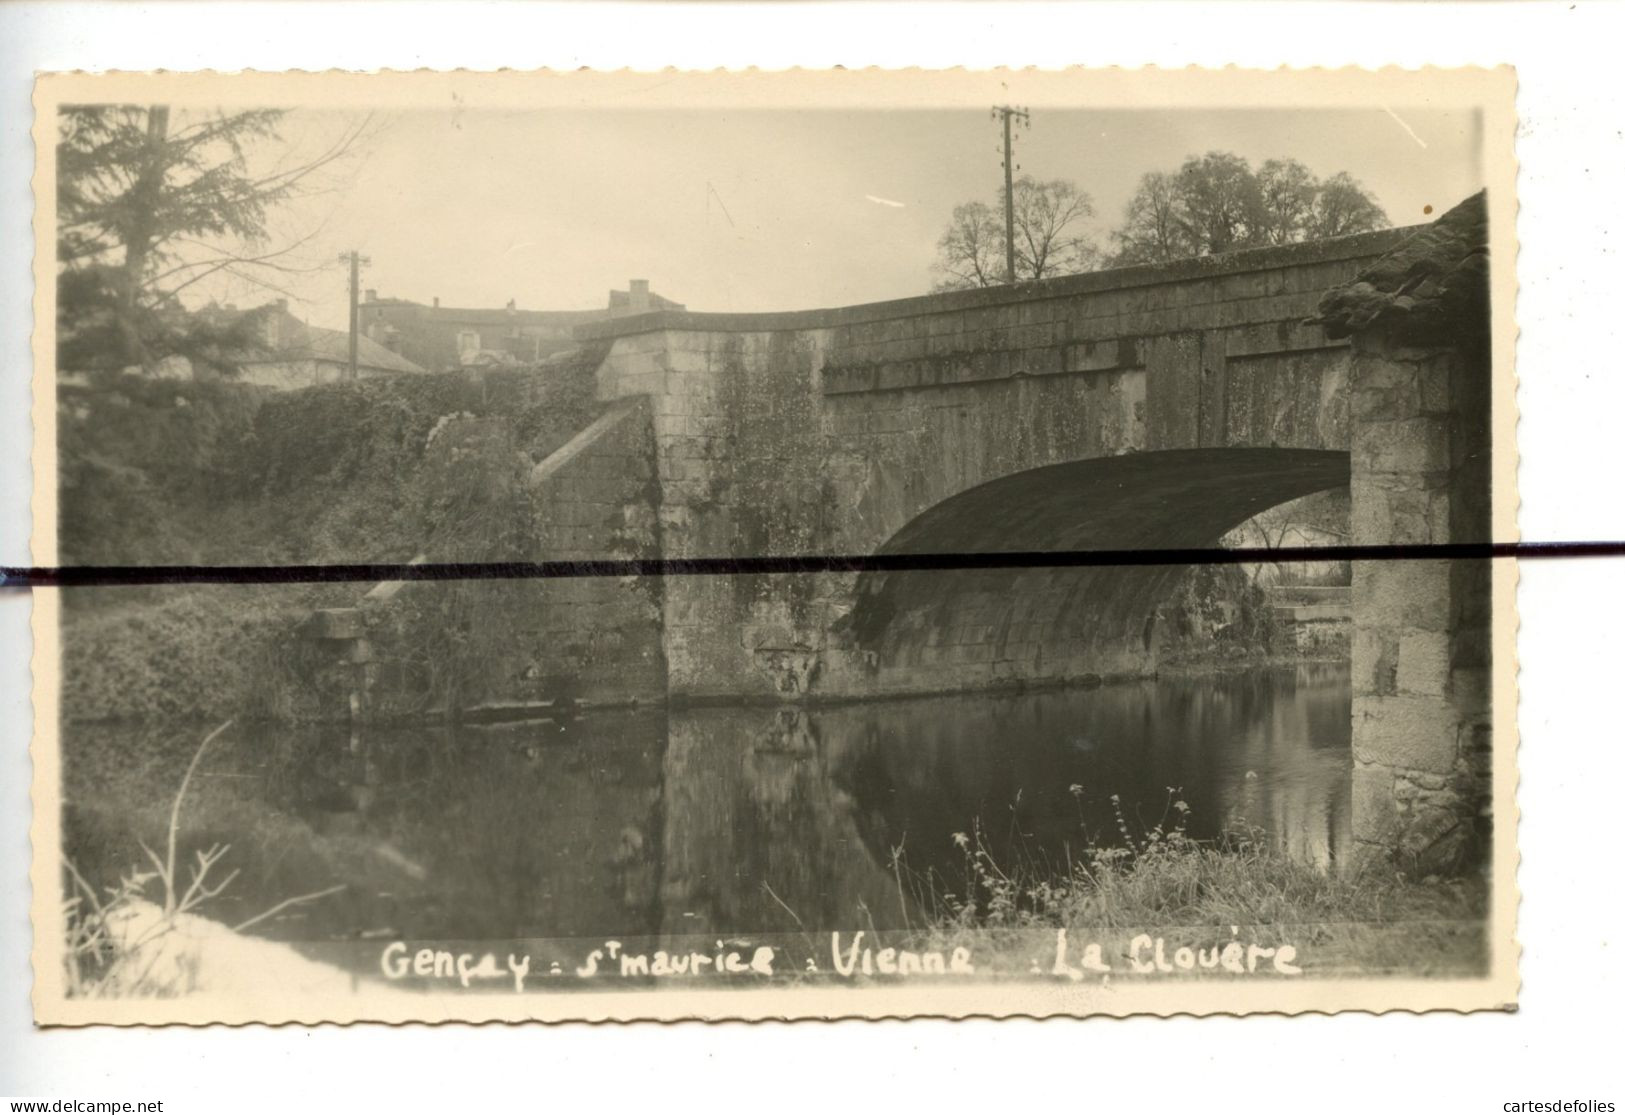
[
  {"left": 575, "top": 241, "right": 1379, "bottom": 701},
  {"left": 380, "top": 194, "right": 1492, "bottom": 862}
]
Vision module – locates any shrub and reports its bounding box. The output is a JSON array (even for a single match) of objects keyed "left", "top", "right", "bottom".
[{"left": 62, "top": 721, "right": 344, "bottom": 998}]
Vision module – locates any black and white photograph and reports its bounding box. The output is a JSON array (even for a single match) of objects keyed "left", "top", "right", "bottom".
[{"left": 26, "top": 66, "right": 1518, "bottom": 1024}]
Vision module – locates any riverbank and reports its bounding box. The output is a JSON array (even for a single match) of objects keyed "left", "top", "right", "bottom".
[
  {"left": 58, "top": 675, "right": 1485, "bottom": 996},
  {"left": 902, "top": 823, "right": 1488, "bottom": 979}
]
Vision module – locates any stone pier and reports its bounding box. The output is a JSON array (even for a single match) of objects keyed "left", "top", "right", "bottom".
[{"left": 1316, "top": 193, "right": 1494, "bottom": 868}]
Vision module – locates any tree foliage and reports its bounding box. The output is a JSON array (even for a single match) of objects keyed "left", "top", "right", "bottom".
[
  {"left": 1310, "top": 171, "right": 1391, "bottom": 240},
  {"left": 56, "top": 104, "right": 368, "bottom": 372},
  {"left": 933, "top": 177, "right": 1099, "bottom": 290},
  {"left": 1256, "top": 158, "right": 1319, "bottom": 246},
  {"left": 1111, "top": 152, "right": 1390, "bottom": 266}
]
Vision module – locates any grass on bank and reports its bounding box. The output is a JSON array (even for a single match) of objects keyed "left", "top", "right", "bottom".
[{"left": 894, "top": 792, "right": 1488, "bottom": 978}]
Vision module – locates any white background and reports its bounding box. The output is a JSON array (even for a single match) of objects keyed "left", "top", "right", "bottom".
[{"left": 1, "top": 3, "right": 1621, "bottom": 1112}]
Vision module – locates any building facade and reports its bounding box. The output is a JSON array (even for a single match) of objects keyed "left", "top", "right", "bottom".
[{"left": 361, "top": 280, "right": 684, "bottom": 372}]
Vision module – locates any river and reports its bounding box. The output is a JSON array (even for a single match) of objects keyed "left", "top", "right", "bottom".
[{"left": 62, "top": 663, "right": 1352, "bottom": 956}]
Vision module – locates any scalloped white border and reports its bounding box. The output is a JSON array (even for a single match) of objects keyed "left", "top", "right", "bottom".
[{"left": 25, "top": 63, "right": 1520, "bottom": 1027}]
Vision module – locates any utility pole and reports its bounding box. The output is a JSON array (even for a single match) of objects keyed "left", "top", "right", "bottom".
[
  {"left": 341, "top": 249, "right": 370, "bottom": 380},
  {"left": 993, "top": 105, "right": 1030, "bottom": 285}
]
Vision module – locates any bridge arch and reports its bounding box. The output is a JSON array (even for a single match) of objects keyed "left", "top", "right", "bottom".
[{"left": 841, "top": 448, "right": 1349, "bottom": 691}]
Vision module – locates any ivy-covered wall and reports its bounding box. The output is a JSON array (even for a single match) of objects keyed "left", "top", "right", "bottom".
[{"left": 57, "top": 354, "right": 618, "bottom": 723}]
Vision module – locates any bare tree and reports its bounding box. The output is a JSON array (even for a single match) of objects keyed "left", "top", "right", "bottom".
[
  {"left": 933, "top": 177, "right": 1099, "bottom": 290},
  {"left": 1011, "top": 177, "right": 1098, "bottom": 281},
  {"left": 1111, "top": 171, "right": 1190, "bottom": 266},
  {"left": 932, "top": 201, "right": 1004, "bottom": 291}
]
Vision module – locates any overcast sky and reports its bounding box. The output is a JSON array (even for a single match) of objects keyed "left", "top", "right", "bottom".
[{"left": 214, "top": 106, "right": 1484, "bottom": 330}]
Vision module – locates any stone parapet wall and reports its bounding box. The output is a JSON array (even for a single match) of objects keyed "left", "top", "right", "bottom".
[{"left": 575, "top": 227, "right": 1410, "bottom": 342}]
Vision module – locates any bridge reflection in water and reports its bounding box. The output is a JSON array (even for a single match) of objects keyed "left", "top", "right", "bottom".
[{"left": 61, "top": 665, "right": 1351, "bottom": 949}]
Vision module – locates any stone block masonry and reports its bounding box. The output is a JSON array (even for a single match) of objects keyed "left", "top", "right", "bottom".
[
  {"left": 1318, "top": 192, "right": 1494, "bottom": 869},
  {"left": 345, "top": 401, "right": 669, "bottom": 718},
  {"left": 521, "top": 396, "right": 668, "bottom": 708},
  {"left": 1347, "top": 340, "right": 1492, "bottom": 869},
  {"left": 579, "top": 227, "right": 1410, "bottom": 704}
]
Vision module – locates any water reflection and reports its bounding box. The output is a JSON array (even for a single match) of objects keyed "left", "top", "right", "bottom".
[
  {"left": 62, "top": 665, "right": 1350, "bottom": 949},
  {"left": 822, "top": 662, "right": 1353, "bottom": 885}
]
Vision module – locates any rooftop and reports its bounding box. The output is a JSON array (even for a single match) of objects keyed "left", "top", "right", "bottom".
[
  {"left": 363, "top": 280, "right": 685, "bottom": 325},
  {"left": 204, "top": 301, "right": 429, "bottom": 376},
  {"left": 272, "top": 321, "right": 428, "bottom": 376}
]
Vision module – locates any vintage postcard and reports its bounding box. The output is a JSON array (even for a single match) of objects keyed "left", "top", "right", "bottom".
[{"left": 29, "top": 66, "right": 1519, "bottom": 1024}]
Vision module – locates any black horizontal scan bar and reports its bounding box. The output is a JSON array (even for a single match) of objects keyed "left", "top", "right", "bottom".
[{"left": 2, "top": 540, "right": 1621, "bottom": 590}]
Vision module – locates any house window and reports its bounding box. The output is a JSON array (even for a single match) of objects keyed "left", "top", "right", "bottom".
[{"left": 457, "top": 330, "right": 481, "bottom": 355}]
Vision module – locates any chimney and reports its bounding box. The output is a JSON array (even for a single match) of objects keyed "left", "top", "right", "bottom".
[
  {"left": 275, "top": 298, "right": 288, "bottom": 312},
  {"left": 629, "top": 279, "right": 650, "bottom": 314},
  {"left": 433, "top": 296, "right": 440, "bottom": 309},
  {"left": 506, "top": 298, "right": 516, "bottom": 312},
  {"left": 364, "top": 289, "right": 377, "bottom": 303}
]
